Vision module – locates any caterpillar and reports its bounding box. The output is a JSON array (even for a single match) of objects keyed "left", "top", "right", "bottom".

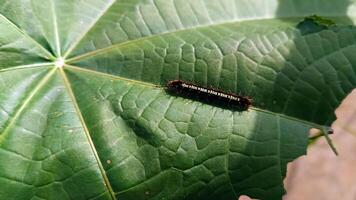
[{"left": 166, "top": 80, "right": 252, "bottom": 111}]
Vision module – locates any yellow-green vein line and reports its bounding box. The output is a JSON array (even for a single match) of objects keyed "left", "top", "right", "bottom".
[
  {"left": 0, "top": 63, "right": 53, "bottom": 73},
  {"left": 64, "top": 64, "right": 158, "bottom": 88},
  {"left": 0, "top": 13, "right": 55, "bottom": 60},
  {"left": 49, "top": 0, "right": 61, "bottom": 57},
  {"left": 0, "top": 68, "right": 56, "bottom": 144},
  {"left": 63, "top": 0, "right": 117, "bottom": 59},
  {"left": 58, "top": 67, "right": 117, "bottom": 200},
  {"left": 67, "top": 65, "right": 324, "bottom": 130}
]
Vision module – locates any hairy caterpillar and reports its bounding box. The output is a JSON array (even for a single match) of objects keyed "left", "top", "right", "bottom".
[{"left": 166, "top": 80, "right": 252, "bottom": 111}]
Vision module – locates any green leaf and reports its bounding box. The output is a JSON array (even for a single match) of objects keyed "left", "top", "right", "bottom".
[{"left": 0, "top": 0, "right": 355, "bottom": 200}]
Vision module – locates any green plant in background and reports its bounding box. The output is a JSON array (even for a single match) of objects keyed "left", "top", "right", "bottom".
[{"left": 0, "top": 0, "right": 355, "bottom": 199}]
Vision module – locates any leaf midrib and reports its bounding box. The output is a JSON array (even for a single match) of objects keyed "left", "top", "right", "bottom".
[
  {"left": 65, "top": 17, "right": 294, "bottom": 63},
  {"left": 63, "top": 0, "right": 117, "bottom": 59},
  {"left": 58, "top": 67, "right": 117, "bottom": 200},
  {"left": 65, "top": 14, "right": 355, "bottom": 63},
  {"left": 0, "top": 63, "right": 53, "bottom": 73},
  {"left": 49, "top": 0, "right": 61, "bottom": 57},
  {"left": 0, "top": 13, "right": 55, "bottom": 60},
  {"left": 66, "top": 64, "right": 326, "bottom": 129},
  {"left": 0, "top": 68, "right": 56, "bottom": 144}
]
